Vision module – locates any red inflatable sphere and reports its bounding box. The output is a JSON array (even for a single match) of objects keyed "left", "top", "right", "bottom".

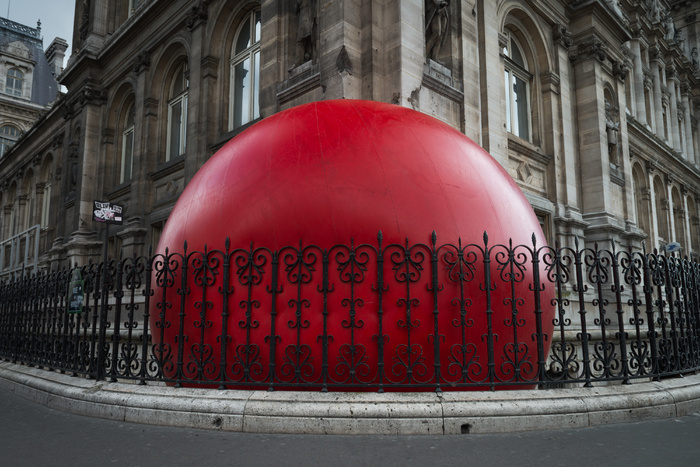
[{"left": 151, "top": 99, "right": 554, "bottom": 391}]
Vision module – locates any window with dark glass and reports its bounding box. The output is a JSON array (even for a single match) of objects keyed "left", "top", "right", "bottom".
[
  {"left": 230, "top": 9, "right": 261, "bottom": 130},
  {"left": 121, "top": 105, "right": 135, "bottom": 182},
  {"left": 0, "top": 125, "right": 19, "bottom": 157},
  {"left": 166, "top": 63, "right": 188, "bottom": 161}
]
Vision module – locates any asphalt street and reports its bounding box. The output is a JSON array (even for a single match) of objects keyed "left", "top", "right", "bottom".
[{"left": 2, "top": 386, "right": 700, "bottom": 466}]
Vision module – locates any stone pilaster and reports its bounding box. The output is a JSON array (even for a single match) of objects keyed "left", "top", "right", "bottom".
[
  {"left": 667, "top": 66, "right": 681, "bottom": 152},
  {"left": 650, "top": 50, "right": 665, "bottom": 140},
  {"left": 630, "top": 39, "right": 647, "bottom": 125},
  {"left": 682, "top": 82, "right": 695, "bottom": 164}
]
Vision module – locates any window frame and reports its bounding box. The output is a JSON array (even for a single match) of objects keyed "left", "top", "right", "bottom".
[
  {"left": 120, "top": 104, "right": 135, "bottom": 183},
  {"left": 166, "top": 63, "right": 188, "bottom": 162},
  {"left": 5, "top": 68, "right": 23, "bottom": 97},
  {"left": 0, "top": 125, "right": 20, "bottom": 157},
  {"left": 502, "top": 32, "right": 533, "bottom": 142},
  {"left": 229, "top": 9, "right": 261, "bottom": 131}
]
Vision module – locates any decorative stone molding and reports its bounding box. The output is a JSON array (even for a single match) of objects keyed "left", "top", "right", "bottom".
[
  {"left": 201, "top": 55, "right": 219, "bottom": 79},
  {"left": 612, "top": 60, "right": 629, "bottom": 82},
  {"left": 132, "top": 52, "right": 150, "bottom": 74},
  {"left": 569, "top": 37, "right": 608, "bottom": 63},
  {"left": 144, "top": 98, "right": 159, "bottom": 117},
  {"left": 51, "top": 134, "right": 63, "bottom": 149},
  {"left": 540, "top": 71, "right": 560, "bottom": 94},
  {"left": 681, "top": 81, "right": 691, "bottom": 95},
  {"left": 643, "top": 70, "right": 653, "bottom": 89},
  {"left": 101, "top": 128, "right": 114, "bottom": 145},
  {"left": 552, "top": 24, "right": 573, "bottom": 49},
  {"left": 666, "top": 64, "right": 677, "bottom": 81},
  {"left": 678, "top": 108, "right": 685, "bottom": 121},
  {"left": 62, "top": 103, "right": 74, "bottom": 120},
  {"left": 186, "top": 0, "right": 210, "bottom": 30},
  {"left": 498, "top": 32, "right": 508, "bottom": 50},
  {"left": 646, "top": 159, "right": 657, "bottom": 173},
  {"left": 76, "top": 85, "right": 107, "bottom": 108},
  {"left": 649, "top": 46, "right": 663, "bottom": 63}
]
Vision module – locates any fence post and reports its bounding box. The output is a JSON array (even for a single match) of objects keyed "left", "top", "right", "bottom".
[{"left": 96, "top": 223, "right": 110, "bottom": 381}]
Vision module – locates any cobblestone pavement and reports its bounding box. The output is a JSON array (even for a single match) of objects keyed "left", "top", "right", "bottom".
[{"left": 2, "top": 386, "right": 700, "bottom": 467}]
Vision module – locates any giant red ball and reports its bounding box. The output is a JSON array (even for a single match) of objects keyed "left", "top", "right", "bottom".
[{"left": 151, "top": 99, "right": 555, "bottom": 390}]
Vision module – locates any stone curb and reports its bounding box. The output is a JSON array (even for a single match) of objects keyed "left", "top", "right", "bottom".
[{"left": 1, "top": 361, "right": 700, "bottom": 435}]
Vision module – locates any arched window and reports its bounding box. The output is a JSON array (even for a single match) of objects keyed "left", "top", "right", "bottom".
[
  {"left": 121, "top": 104, "right": 135, "bottom": 183},
  {"left": 0, "top": 125, "right": 19, "bottom": 157},
  {"left": 5, "top": 68, "right": 23, "bottom": 97},
  {"left": 167, "top": 63, "right": 188, "bottom": 161},
  {"left": 654, "top": 177, "right": 670, "bottom": 246},
  {"left": 230, "top": 9, "right": 261, "bottom": 130},
  {"left": 503, "top": 32, "right": 531, "bottom": 142},
  {"left": 632, "top": 164, "right": 650, "bottom": 238}
]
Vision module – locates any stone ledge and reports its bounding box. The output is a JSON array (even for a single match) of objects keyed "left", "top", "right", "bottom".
[{"left": 1, "top": 362, "right": 700, "bottom": 435}]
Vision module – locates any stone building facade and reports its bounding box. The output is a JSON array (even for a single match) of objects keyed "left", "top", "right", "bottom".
[
  {"left": 0, "top": 17, "right": 66, "bottom": 276},
  {"left": 0, "top": 0, "right": 699, "bottom": 274}
]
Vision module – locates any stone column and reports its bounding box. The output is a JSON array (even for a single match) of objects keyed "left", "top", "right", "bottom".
[
  {"left": 650, "top": 54, "right": 665, "bottom": 140},
  {"left": 551, "top": 24, "right": 584, "bottom": 248},
  {"left": 477, "top": 0, "right": 509, "bottom": 166},
  {"left": 667, "top": 67, "right": 681, "bottom": 152},
  {"left": 630, "top": 40, "right": 647, "bottom": 125},
  {"left": 682, "top": 82, "right": 695, "bottom": 164},
  {"left": 183, "top": 6, "right": 206, "bottom": 183},
  {"left": 569, "top": 37, "right": 616, "bottom": 244}
]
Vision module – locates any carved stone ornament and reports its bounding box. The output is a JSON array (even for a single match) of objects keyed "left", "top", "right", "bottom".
[
  {"left": 186, "top": 0, "right": 209, "bottom": 30},
  {"left": 646, "top": 159, "right": 657, "bottom": 173},
  {"left": 51, "top": 133, "right": 64, "bottom": 149},
  {"left": 569, "top": 38, "right": 608, "bottom": 63},
  {"left": 552, "top": 24, "right": 573, "bottom": 49},
  {"left": 62, "top": 102, "right": 74, "bottom": 120},
  {"left": 612, "top": 60, "right": 629, "bottom": 82},
  {"left": 132, "top": 52, "right": 151, "bottom": 73},
  {"left": 77, "top": 85, "right": 106, "bottom": 107}
]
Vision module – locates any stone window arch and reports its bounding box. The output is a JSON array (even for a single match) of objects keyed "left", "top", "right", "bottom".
[{"left": 230, "top": 8, "right": 261, "bottom": 131}]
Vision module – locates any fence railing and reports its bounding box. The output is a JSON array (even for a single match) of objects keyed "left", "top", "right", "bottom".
[{"left": 1, "top": 233, "right": 700, "bottom": 391}]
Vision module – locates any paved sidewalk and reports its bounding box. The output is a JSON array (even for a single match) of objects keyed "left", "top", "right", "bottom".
[
  {"left": 2, "top": 386, "right": 700, "bottom": 466},
  {"left": 3, "top": 361, "right": 700, "bottom": 435}
]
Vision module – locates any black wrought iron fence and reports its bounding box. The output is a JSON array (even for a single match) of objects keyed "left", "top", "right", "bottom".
[{"left": 1, "top": 232, "right": 700, "bottom": 391}]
